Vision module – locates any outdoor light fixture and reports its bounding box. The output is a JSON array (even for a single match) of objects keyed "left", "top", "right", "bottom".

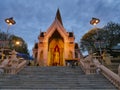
[
  {"left": 5, "top": 17, "right": 16, "bottom": 26},
  {"left": 4, "top": 17, "right": 16, "bottom": 48},
  {"left": 90, "top": 17, "right": 103, "bottom": 64},
  {"left": 16, "top": 41, "right": 20, "bottom": 45},
  {"left": 90, "top": 17, "right": 100, "bottom": 26},
  {"left": 5, "top": 17, "right": 16, "bottom": 33}
]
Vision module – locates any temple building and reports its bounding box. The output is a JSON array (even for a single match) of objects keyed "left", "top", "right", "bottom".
[{"left": 32, "top": 9, "right": 81, "bottom": 66}]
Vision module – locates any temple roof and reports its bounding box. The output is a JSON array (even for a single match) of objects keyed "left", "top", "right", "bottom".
[
  {"left": 38, "top": 9, "right": 75, "bottom": 41},
  {"left": 69, "top": 32, "right": 74, "bottom": 37},
  {"left": 40, "top": 32, "right": 44, "bottom": 37},
  {"left": 55, "top": 9, "right": 63, "bottom": 26},
  {"left": 75, "top": 43, "right": 79, "bottom": 49},
  {"left": 34, "top": 43, "right": 38, "bottom": 49}
]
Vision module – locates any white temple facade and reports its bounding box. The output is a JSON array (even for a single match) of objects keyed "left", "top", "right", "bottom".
[{"left": 33, "top": 9, "right": 81, "bottom": 66}]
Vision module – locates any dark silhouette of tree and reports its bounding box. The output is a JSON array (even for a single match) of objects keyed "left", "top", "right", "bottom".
[
  {"left": 103, "top": 22, "right": 120, "bottom": 49},
  {"left": 9, "top": 35, "right": 29, "bottom": 55},
  {"left": 80, "top": 22, "right": 120, "bottom": 54},
  {"left": 0, "top": 31, "right": 29, "bottom": 55}
]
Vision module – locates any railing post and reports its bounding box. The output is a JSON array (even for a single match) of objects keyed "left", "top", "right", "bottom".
[{"left": 118, "top": 64, "right": 120, "bottom": 77}]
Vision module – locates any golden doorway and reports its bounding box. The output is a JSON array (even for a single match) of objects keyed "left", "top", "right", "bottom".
[{"left": 48, "top": 39, "right": 64, "bottom": 66}]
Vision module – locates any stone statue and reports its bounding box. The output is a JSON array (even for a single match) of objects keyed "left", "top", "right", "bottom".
[
  {"left": 9, "top": 50, "right": 19, "bottom": 68},
  {"left": 53, "top": 47, "right": 60, "bottom": 66}
]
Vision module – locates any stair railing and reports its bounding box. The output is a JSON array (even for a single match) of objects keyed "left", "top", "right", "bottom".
[
  {"left": 80, "top": 55, "right": 96, "bottom": 74},
  {"left": 93, "top": 59, "right": 120, "bottom": 89},
  {"left": 80, "top": 59, "right": 85, "bottom": 73},
  {"left": 14, "top": 60, "right": 27, "bottom": 74},
  {"left": 4, "top": 60, "right": 27, "bottom": 74}
]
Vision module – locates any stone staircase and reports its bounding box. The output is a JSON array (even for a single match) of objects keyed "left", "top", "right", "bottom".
[{"left": 0, "top": 66, "right": 118, "bottom": 90}]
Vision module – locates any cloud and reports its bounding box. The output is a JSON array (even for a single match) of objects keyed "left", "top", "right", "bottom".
[{"left": 0, "top": 0, "right": 120, "bottom": 55}]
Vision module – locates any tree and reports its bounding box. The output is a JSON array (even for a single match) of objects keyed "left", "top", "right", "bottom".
[
  {"left": 80, "top": 28, "right": 103, "bottom": 53},
  {"left": 9, "top": 35, "right": 29, "bottom": 55},
  {"left": 103, "top": 22, "right": 120, "bottom": 48},
  {"left": 0, "top": 31, "right": 29, "bottom": 55},
  {"left": 80, "top": 22, "right": 120, "bottom": 54}
]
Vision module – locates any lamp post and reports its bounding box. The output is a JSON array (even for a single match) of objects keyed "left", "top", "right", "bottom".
[
  {"left": 90, "top": 17, "right": 103, "bottom": 64},
  {"left": 5, "top": 17, "right": 16, "bottom": 33},
  {"left": 5, "top": 17, "right": 16, "bottom": 48}
]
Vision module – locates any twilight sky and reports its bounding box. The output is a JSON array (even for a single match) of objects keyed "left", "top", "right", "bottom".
[{"left": 0, "top": 0, "right": 120, "bottom": 55}]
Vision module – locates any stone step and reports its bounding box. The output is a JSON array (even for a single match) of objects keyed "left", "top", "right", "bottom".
[
  {"left": 0, "top": 85, "right": 116, "bottom": 89},
  {"left": 0, "top": 66, "right": 118, "bottom": 89}
]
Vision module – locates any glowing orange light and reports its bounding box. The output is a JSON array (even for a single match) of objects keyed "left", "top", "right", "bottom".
[{"left": 16, "top": 41, "right": 20, "bottom": 45}]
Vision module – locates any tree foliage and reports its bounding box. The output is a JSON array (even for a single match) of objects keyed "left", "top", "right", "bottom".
[
  {"left": 9, "top": 35, "right": 29, "bottom": 55},
  {"left": 80, "top": 22, "right": 120, "bottom": 54},
  {"left": 0, "top": 31, "right": 29, "bottom": 55},
  {"left": 103, "top": 22, "right": 120, "bottom": 48}
]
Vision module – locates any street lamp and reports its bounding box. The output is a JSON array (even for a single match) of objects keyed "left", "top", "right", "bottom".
[
  {"left": 5, "top": 17, "right": 16, "bottom": 48},
  {"left": 5, "top": 17, "right": 16, "bottom": 33},
  {"left": 90, "top": 17, "right": 100, "bottom": 26},
  {"left": 90, "top": 17, "right": 100, "bottom": 38},
  {"left": 90, "top": 17, "right": 103, "bottom": 64}
]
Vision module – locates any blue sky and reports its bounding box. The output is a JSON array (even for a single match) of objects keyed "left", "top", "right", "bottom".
[{"left": 0, "top": 0, "right": 120, "bottom": 55}]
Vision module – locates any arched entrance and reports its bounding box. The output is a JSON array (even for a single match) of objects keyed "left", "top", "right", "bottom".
[
  {"left": 48, "top": 30, "right": 64, "bottom": 66},
  {"left": 48, "top": 39, "right": 64, "bottom": 66}
]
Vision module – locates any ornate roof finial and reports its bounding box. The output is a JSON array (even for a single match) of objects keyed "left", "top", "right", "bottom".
[{"left": 55, "top": 8, "right": 63, "bottom": 26}]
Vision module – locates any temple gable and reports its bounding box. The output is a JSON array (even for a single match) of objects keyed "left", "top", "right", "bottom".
[{"left": 33, "top": 9, "right": 80, "bottom": 66}]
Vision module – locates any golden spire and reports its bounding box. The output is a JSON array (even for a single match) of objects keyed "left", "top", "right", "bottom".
[{"left": 55, "top": 8, "right": 63, "bottom": 26}]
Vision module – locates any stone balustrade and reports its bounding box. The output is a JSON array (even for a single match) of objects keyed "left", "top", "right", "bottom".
[
  {"left": 80, "top": 55, "right": 120, "bottom": 89},
  {"left": 93, "top": 59, "right": 120, "bottom": 89},
  {"left": 0, "top": 50, "right": 27, "bottom": 74},
  {"left": 15, "top": 60, "right": 27, "bottom": 73},
  {"left": 118, "top": 64, "right": 120, "bottom": 77},
  {"left": 4, "top": 60, "right": 27, "bottom": 74},
  {"left": 80, "top": 60, "right": 85, "bottom": 73},
  {"left": 100, "top": 65, "right": 120, "bottom": 89},
  {"left": 80, "top": 57, "right": 96, "bottom": 74}
]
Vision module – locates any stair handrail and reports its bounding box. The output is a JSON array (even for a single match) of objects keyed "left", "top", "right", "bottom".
[
  {"left": 93, "top": 59, "right": 120, "bottom": 89},
  {"left": 4, "top": 60, "right": 27, "bottom": 74},
  {"left": 80, "top": 57, "right": 96, "bottom": 74},
  {"left": 15, "top": 60, "right": 27, "bottom": 74},
  {"left": 80, "top": 59, "right": 85, "bottom": 72}
]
